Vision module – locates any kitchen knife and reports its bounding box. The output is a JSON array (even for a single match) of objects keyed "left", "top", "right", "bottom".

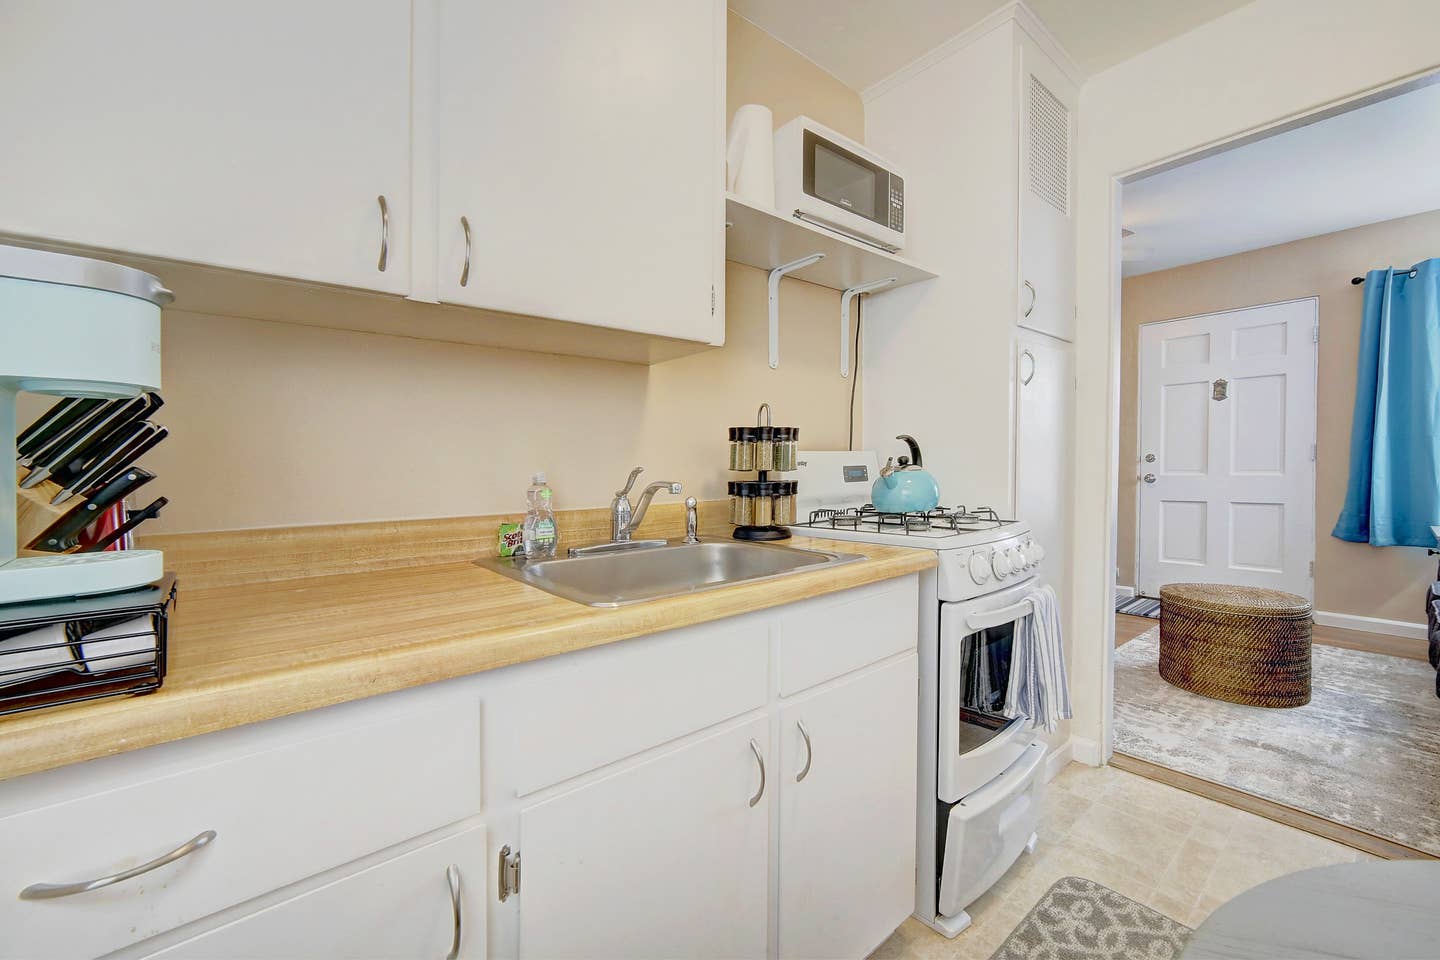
[
  {"left": 26, "top": 468, "right": 156, "bottom": 552},
  {"left": 81, "top": 497, "right": 169, "bottom": 554},
  {"left": 49, "top": 422, "right": 163, "bottom": 505},
  {"left": 81, "top": 424, "right": 169, "bottom": 497},
  {"left": 19, "top": 397, "right": 127, "bottom": 482},
  {"left": 16, "top": 397, "right": 105, "bottom": 466},
  {"left": 46, "top": 393, "right": 164, "bottom": 489},
  {"left": 21, "top": 394, "right": 156, "bottom": 489}
]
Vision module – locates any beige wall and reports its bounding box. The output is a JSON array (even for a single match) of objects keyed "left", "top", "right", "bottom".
[
  {"left": 1118, "top": 208, "right": 1440, "bottom": 623},
  {"left": 15, "top": 13, "right": 865, "bottom": 536}
]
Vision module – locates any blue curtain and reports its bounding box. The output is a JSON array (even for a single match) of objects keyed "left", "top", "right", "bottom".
[{"left": 1333, "top": 258, "right": 1440, "bottom": 547}]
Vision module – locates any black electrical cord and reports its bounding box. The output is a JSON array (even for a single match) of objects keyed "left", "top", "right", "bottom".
[{"left": 848, "top": 296, "right": 862, "bottom": 451}]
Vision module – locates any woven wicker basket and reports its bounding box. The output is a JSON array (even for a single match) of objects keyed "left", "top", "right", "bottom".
[{"left": 1158, "top": 583, "right": 1313, "bottom": 708}]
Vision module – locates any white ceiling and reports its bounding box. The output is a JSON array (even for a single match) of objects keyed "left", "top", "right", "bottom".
[
  {"left": 728, "top": 0, "right": 1255, "bottom": 90},
  {"left": 1122, "top": 82, "right": 1440, "bottom": 277}
]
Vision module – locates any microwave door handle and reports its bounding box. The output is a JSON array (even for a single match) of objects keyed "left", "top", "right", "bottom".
[{"left": 965, "top": 599, "right": 1034, "bottom": 632}]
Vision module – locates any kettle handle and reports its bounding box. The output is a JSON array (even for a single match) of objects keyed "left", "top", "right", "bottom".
[{"left": 895, "top": 435, "right": 924, "bottom": 468}]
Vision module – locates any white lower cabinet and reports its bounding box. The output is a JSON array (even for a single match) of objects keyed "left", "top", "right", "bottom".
[
  {"left": 778, "top": 656, "right": 920, "bottom": 959},
  {"left": 517, "top": 718, "right": 770, "bottom": 960},
  {"left": 0, "top": 576, "right": 919, "bottom": 960},
  {"left": 140, "top": 826, "right": 487, "bottom": 959}
]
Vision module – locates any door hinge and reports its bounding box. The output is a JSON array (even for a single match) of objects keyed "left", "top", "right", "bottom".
[
  {"left": 1310, "top": 443, "right": 1317, "bottom": 462},
  {"left": 1313, "top": 324, "right": 1319, "bottom": 343},
  {"left": 498, "top": 844, "right": 521, "bottom": 902},
  {"left": 1309, "top": 560, "right": 1315, "bottom": 578},
  {"left": 710, "top": 284, "right": 716, "bottom": 316}
]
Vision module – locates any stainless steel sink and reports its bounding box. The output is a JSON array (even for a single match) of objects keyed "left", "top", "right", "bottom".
[{"left": 476, "top": 540, "right": 862, "bottom": 607}]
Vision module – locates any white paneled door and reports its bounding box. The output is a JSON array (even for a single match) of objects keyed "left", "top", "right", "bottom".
[{"left": 1137, "top": 300, "right": 1317, "bottom": 598}]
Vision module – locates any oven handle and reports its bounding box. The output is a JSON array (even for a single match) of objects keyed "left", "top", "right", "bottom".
[{"left": 965, "top": 599, "right": 1034, "bottom": 631}]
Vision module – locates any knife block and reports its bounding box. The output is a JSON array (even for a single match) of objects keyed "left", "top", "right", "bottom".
[{"left": 15, "top": 467, "right": 72, "bottom": 553}]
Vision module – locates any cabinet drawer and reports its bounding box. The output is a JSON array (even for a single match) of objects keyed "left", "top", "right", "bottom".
[
  {"left": 140, "top": 825, "right": 486, "bottom": 959},
  {"left": 0, "top": 700, "right": 480, "bottom": 960},
  {"left": 492, "top": 613, "right": 769, "bottom": 797},
  {"left": 777, "top": 576, "right": 919, "bottom": 696}
]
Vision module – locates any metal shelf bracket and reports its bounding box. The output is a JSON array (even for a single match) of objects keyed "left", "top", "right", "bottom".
[
  {"left": 839, "top": 277, "right": 897, "bottom": 378},
  {"left": 767, "top": 253, "right": 825, "bottom": 369}
]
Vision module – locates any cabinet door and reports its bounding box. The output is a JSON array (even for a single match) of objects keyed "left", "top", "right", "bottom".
[
  {"left": 517, "top": 718, "right": 768, "bottom": 959},
  {"left": 1016, "top": 31, "right": 1077, "bottom": 342},
  {"left": 778, "top": 656, "right": 918, "bottom": 959},
  {"left": 436, "top": 0, "right": 724, "bottom": 342},
  {"left": 0, "top": 1, "right": 411, "bottom": 294},
  {"left": 141, "top": 826, "right": 486, "bottom": 959},
  {"left": 1015, "top": 329, "right": 1074, "bottom": 604}
]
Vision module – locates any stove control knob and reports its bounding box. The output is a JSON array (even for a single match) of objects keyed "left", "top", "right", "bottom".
[
  {"left": 991, "top": 550, "right": 1011, "bottom": 579},
  {"left": 968, "top": 552, "right": 991, "bottom": 585},
  {"left": 1007, "top": 546, "right": 1025, "bottom": 571}
]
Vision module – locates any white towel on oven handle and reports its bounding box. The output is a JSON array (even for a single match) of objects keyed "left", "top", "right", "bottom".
[{"left": 1002, "top": 584, "right": 1071, "bottom": 733}]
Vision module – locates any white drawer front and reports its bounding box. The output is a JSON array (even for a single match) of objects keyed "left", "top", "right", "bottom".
[
  {"left": 139, "top": 825, "right": 486, "bottom": 959},
  {"left": 0, "top": 701, "right": 480, "bottom": 960},
  {"left": 777, "top": 576, "right": 919, "bottom": 696},
  {"left": 492, "top": 613, "right": 769, "bottom": 797}
]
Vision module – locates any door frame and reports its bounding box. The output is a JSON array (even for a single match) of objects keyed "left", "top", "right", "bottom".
[{"left": 1131, "top": 297, "right": 1319, "bottom": 599}]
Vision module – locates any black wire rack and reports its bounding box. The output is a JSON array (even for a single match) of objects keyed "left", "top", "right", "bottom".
[
  {"left": 791, "top": 505, "right": 1013, "bottom": 535},
  {"left": 0, "top": 575, "right": 176, "bottom": 717}
]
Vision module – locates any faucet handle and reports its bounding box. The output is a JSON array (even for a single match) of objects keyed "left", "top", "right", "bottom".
[{"left": 616, "top": 466, "right": 643, "bottom": 498}]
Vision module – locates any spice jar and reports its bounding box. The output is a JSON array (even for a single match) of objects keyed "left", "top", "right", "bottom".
[
  {"left": 754, "top": 426, "right": 776, "bottom": 472},
  {"left": 728, "top": 427, "right": 757, "bottom": 471},
  {"left": 773, "top": 428, "right": 798, "bottom": 471}
]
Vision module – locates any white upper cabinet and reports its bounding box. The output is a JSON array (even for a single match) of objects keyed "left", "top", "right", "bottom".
[
  {"left": 0, "top": 1, "right": 412, "bottom": 295},
  {"left": 1016, "top": 30, "right": 1077, "bottom": 343},
  {"left": 435, "top": 0, "right": 725, "bottom": 343}
]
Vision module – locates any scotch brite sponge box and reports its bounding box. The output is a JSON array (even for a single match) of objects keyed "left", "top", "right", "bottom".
[{"left": 497, "top": 522, "right": 524, "bottom": 557}]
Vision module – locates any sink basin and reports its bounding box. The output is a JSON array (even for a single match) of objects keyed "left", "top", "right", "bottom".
[{"left": 476, "top": 540, "right": 862, "bottom": 607}]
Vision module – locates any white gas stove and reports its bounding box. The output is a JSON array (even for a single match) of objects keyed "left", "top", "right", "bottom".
[
  {"left": 786, "top": 450, "right": 1050, "bottom": 939},
  {"left": 785, "top": 451, "right": 1043, "bottom": 602}
]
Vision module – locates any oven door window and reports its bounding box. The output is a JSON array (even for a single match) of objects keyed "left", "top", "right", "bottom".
[
  {"left": 802, "top": 130, "right": 884, "bottom": 225},
  {"left": 960, "top": 622, "right": 1014, "bottom": 718}
]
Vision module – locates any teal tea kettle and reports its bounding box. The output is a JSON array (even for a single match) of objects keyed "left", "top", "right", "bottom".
[{"left": 872, "top": 435, "right": 941, "bottom": 513}]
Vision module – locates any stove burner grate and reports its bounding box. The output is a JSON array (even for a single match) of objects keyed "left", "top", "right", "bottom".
[{"left": 796, "top": 504, "right": 1014, "bottom": 535}]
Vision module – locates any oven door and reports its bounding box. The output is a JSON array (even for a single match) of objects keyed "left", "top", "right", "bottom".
[{"left": 937, "top": 578, "right": 1039, "bottom": 803}]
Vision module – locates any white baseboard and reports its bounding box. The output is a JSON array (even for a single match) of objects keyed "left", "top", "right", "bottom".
[
  {"left": 1313, "top": 610, "right": 1428, "bottom": 642},
  {"left": 1070, "top": 736, "right": 1103, "bottom": 766},
  {"left": 1115, "top": 585, "right": 1137, "bottom": 601},
  {"left": 1044, "top": 740, "right": 1073, "bottom": 782}
]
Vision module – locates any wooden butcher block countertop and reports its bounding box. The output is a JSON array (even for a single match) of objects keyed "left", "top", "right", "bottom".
[{"left": 0, "top": 504, "right": 934, "bottom": 781}]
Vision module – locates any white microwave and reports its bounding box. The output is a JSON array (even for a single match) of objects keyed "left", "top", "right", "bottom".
[{"left": 774, "top": 116, "right": 906, "bottom": 252}]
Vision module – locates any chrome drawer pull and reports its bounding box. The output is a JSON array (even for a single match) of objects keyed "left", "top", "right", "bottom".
[
  {"left": 459, "top": 216, "right": 472, "bottom": 287},
  {"left": 748, "top": 738, "right": 765, "bottom": 807},
  {"left": 795, "top": 721, "right": 813, "bottom": 783},
  {"left": 376, "top": 195, "right": 390, "bottom": 272},
  {"left": 444, "top": 864, "right": 462, "bottom": 960},
  {"left": 1023, "top": 280, "right": 1036, "bottom": 318},
  {"left": 19, "top": 830, "right": 217, "bottom": 900}
]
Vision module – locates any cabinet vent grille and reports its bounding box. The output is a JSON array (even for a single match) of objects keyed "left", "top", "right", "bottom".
[{"left": 1028, "top": 75, "right": 1069, "bottom": 215}]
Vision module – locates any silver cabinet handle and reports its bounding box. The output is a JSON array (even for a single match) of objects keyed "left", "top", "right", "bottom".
[
  {"left": 1023, "top": 280, "right": 1036, "bottom": 318},
  {"left": 19, "top": 830, "right": 216, "bottom": 900},
  {"left": 444, "top": 864, "right": 462, "bottom": 960},
  {"left": 376, "top": 195, "right": 390, "bottom": 272},
  {"left": 459, "top": 216, "right": 472, "bottom": 287},
  {"left": 795, "top": 721, "right": 813, "bottom": 783},
  {"left": 1021, "top": 349, "right": 1036, "bottom": 385},
  {"left": 1144, "top": 474, "right": 1157, "bottom": 484},
  {"left": 748, "top": 738, "right": 765, "bottom": 807}
]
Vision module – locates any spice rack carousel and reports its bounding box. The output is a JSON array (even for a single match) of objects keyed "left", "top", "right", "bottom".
[{"left": 727, "top": 403, "right": 798, "bottom": 541}]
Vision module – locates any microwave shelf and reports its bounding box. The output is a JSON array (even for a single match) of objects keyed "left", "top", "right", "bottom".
[{"left": 724, "top": 193, "right": 937, "bottom": 294}]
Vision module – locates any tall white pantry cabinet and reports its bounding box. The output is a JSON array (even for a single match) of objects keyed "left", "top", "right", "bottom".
[{"left": 863, "top": 9, "right": 1078, "bottom": 611}]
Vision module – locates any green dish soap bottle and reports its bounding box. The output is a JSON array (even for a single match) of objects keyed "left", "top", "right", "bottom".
[{"left": 522, "top": 472, "right": 558, "bottom": 559}]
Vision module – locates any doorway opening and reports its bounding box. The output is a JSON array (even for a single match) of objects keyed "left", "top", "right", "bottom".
[{"left": 1108, "top": 80, "right": 1440, "bottom": 860}]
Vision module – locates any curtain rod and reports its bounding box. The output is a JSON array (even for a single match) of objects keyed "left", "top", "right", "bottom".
[{"left": 1351, "top": 269, "right": 1419, "bottom": 285}]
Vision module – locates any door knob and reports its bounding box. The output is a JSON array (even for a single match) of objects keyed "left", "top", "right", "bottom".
[{"left": 1143, "top": 474, "right": 1156, "bottom": 484}]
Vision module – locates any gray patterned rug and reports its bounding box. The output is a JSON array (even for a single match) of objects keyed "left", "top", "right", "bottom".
[
  {"left": 1115, "top": 628, "right": 1440, "bottom": 855},
  {"left": 989, "top": 876, "right": 1190, "bottom": 960}
]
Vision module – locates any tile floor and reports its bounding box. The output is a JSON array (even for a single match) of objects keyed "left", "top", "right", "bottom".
[{"left": 871, "top": 762, "right": 1370, "bottom": 960}]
